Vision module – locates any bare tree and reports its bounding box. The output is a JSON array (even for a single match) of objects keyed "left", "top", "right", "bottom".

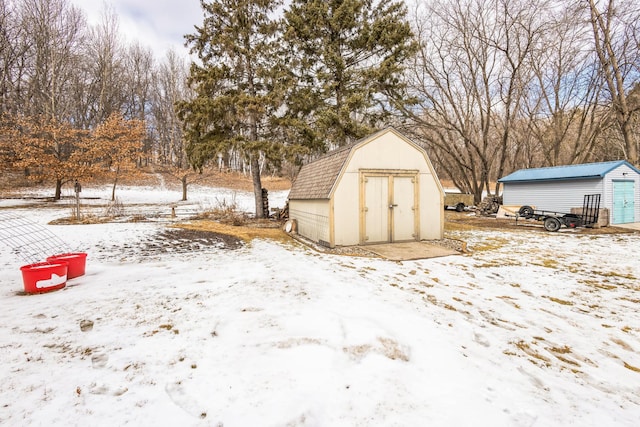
[
  {"left": 19, "top": 0, "right": 85, "bottom": 121},
  {"left": 151, "top": 49, "right": 190, "bottom": 167},
  {"left": 490, "top": 0, "right": 547, "bottom": 195},
  {"left": 585, "top": 0, "right": 640, "bottom": 165},
  {"left": 522, "top": 4, "right": 607, "bottom": 167},
  {"left": 150, "top": 49, "right": 201, "bottom": 201},
  {"left": 121, "top": 42, "right": 154, "bottom": 165},
  {"left": 122, "top": 42, "right": 154, "bottom": 121},
  {"left": 0, "top": 0, "right": 203, "bottom": 185},
  {"left": 403, "top": 0, "right": 545, "bottom": 201},
  {"left": 84, "top": 5, "right": 126, "bottom": 127},
  {"left": 0, "top": 0, "right": 27, "bottom": 115}
]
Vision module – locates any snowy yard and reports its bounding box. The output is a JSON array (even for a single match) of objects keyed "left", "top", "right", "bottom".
[{"left": 1, "top": 185, "right": 639, "bottom": 426}]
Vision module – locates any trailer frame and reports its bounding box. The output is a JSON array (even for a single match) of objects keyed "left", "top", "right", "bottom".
[{"left": 516, "top": 194, "right": 601, "bottom": 232}]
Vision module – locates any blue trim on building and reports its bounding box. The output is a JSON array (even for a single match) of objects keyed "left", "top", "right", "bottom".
[{"left": 498, "top": 161, "right": 640, "bottom": 183}]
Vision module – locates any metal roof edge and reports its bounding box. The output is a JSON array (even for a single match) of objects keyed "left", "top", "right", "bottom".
[
  {"left": 617, "top": 160, "right": 640, "bottom": 175},
  {"left": 499, "top": 176, "right": 602, "bottom": 183},
  {"left": 498, "top": 160, "right": 640, "bottom": 183},
  {"left": 596, "top": 159, "right": 637, "bottom": 176}
]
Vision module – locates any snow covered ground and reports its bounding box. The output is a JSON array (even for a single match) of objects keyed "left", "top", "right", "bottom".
[{"left": 1, "top": 185, "right": 639, "bottom": 426}]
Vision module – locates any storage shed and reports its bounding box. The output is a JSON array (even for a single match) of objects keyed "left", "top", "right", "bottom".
[
  {"left": 288, "top": 128, "right": 444, "bottom": 247},
  {"left": 499, "top": 160, "right": 640, "bottom": 225}
]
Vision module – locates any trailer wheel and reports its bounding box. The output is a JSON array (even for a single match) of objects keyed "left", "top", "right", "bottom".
[
  {"left": 455, "top": 202, "right": 465, "bottom": 212},
  {"left": 544, "top": 217, "right": 561, "bottom": 232},
  {"left": 518, "top": 205, "right": 534, "bottom": 218}
]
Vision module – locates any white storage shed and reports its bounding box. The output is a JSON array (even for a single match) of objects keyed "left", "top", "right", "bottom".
[
  {"left": 498, "top": 160, "right": 640, "bottom": 225},
  {"left": 288, "top": 128, "right": 444, "bottom": 247}
]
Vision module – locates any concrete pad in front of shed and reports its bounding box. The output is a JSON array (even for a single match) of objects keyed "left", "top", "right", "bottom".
[
  {"left": 613, "top": 222, "right": 640, "bottom": 231},
  {"left": 365, "top": 242, "right": 459, "bottom": 261}
]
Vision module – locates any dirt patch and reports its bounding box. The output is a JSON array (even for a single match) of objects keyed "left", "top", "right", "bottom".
[
  {"left": 156, "top": 228, "right": 243, "bottom": 250},
  {"left": 94, "top": 227, "right": 244, "bottom": 260},
  {"left": 176, "top": 219, "right": 291, "bottom": 244}
]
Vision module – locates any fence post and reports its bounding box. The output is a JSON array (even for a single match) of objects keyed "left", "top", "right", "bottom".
[{"left": 74, "top": 180, "right": 82, "bottom": 220}]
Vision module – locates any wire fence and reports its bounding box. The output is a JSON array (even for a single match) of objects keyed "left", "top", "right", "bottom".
[{"left": 0, "top": 211, "right": 72, "bottom": 264}]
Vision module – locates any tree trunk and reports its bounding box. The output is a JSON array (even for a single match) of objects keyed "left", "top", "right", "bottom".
[
  {"left": 54, "top": 178, "right": 62, "bottom": 200},
  {"left": 620, "top": 119, "right": 638, "bottom": 166},
  {"left": 251, "top": 154, "right": 264, "bottom": 218},
  {"left": 111, "top": 165, "right": 120, "bottom": 201},
  {"left": 181, "top": 175, "right": 188, "bottom": 201}
]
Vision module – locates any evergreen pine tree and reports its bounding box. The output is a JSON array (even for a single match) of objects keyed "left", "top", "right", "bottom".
[
  {"left": 282, "top": 0, "right": 417, "bottom": 150},
  {"left": 178, "top": 0, "right": 283, "bottom": 218}
]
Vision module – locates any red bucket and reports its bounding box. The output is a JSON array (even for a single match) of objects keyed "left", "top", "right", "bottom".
[
  {"left": 20, "top": 261, "right": 68, "bottom": 294},
  {"left": 46, "top": 252, "right": 87, "bottom": 279}
]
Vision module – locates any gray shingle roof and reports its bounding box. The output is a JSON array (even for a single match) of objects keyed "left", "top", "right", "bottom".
[
  {"left": 288, "top": 143, "right": 354, "bottom": 200},
  {"left": 499, "top": 160, "right": 640, "bottom": 183}
]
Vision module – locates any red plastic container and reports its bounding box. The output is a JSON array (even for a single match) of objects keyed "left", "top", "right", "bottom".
[
  {"left": 20, "top": 261, "right": 68, "bottom": 294},
  {"left": 46, "top": 252, "right": 87, "bottom": 279}
]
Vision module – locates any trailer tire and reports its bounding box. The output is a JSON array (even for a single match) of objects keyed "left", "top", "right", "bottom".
[
  {"left": 519, "top": 205, "right": 534, "bottom": 219},
  {"left": 455, "top": 203, "right": 465, "bottom": 212},
  {"left": 544, "top": 217, "right": 561, "bottom": 232}
]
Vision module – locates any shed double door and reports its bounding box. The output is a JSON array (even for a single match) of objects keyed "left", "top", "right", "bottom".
[
  {"left": 361, "top": 173, "right": 417, "bottom": 244},
  {"left": 612, "top": 180, "right": 635, "bottom": 224}
]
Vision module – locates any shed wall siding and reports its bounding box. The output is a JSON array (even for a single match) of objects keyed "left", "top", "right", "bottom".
[
  {"left": 345, "top": 132, "right": 433, "bottom": 171},
  {"left": 419, "top": 173, "right": 445, "bottom": 239},
  {"left": 333, "top": 173, "right": 360, "bottom": 246},
  {"left": 288, "top": 200, "right": 330, "bottom": 244},
  {"left": 502, "top": 179, "right": 604, "bottom": 213}
]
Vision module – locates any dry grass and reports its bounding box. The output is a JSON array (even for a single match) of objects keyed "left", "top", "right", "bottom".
[
  {"left": 548, "top": 345, "right": 572, "bottom": 354},
  {"left": 468, "top": 237, "right": 511, "bottom": 252},
  {"left": 623, "top": 361, "right": 640, "bottom": 373},
  {"left": 546, "top": 296, "right": 574, "bottom": 306},
  {"left": 175, "top": 220, "right": 292, "bottom": 244},
  {"left": 514, "top": 340, "right": 551, "bottom": 365}
]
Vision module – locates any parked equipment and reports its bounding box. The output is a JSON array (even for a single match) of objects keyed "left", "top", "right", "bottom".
[
  {"left": 517, "top": 194, "right": 601, "bottom": 232},
  {"left": 444, "top": 192, "right": 475, "bottom": 212}
]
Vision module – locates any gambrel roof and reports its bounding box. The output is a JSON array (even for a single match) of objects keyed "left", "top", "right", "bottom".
[
  {"left": 287, "top": 143, "right": 354, "bottom": 200},
  {"left": 498, "top": 160, "right": 640, "bottom": 183},
  {"left": 288, "top": 128, "right": 409, "bottom": 200}
]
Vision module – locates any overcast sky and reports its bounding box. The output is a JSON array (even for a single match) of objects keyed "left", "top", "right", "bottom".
[{"left": 69, "top": 0, "right": 203, "bottom": 59}]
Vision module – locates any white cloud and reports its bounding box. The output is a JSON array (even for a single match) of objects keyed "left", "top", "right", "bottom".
[{"left": 69, "top": 0, "right": 203, "bottom": 58}]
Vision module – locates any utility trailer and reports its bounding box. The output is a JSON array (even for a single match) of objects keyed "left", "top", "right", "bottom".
[
  {"left": 516, "top": 194, "right": 601, "bottom": 232},
  {"left": 444, "top": 192, "right": 475, "bottom": 212}
]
